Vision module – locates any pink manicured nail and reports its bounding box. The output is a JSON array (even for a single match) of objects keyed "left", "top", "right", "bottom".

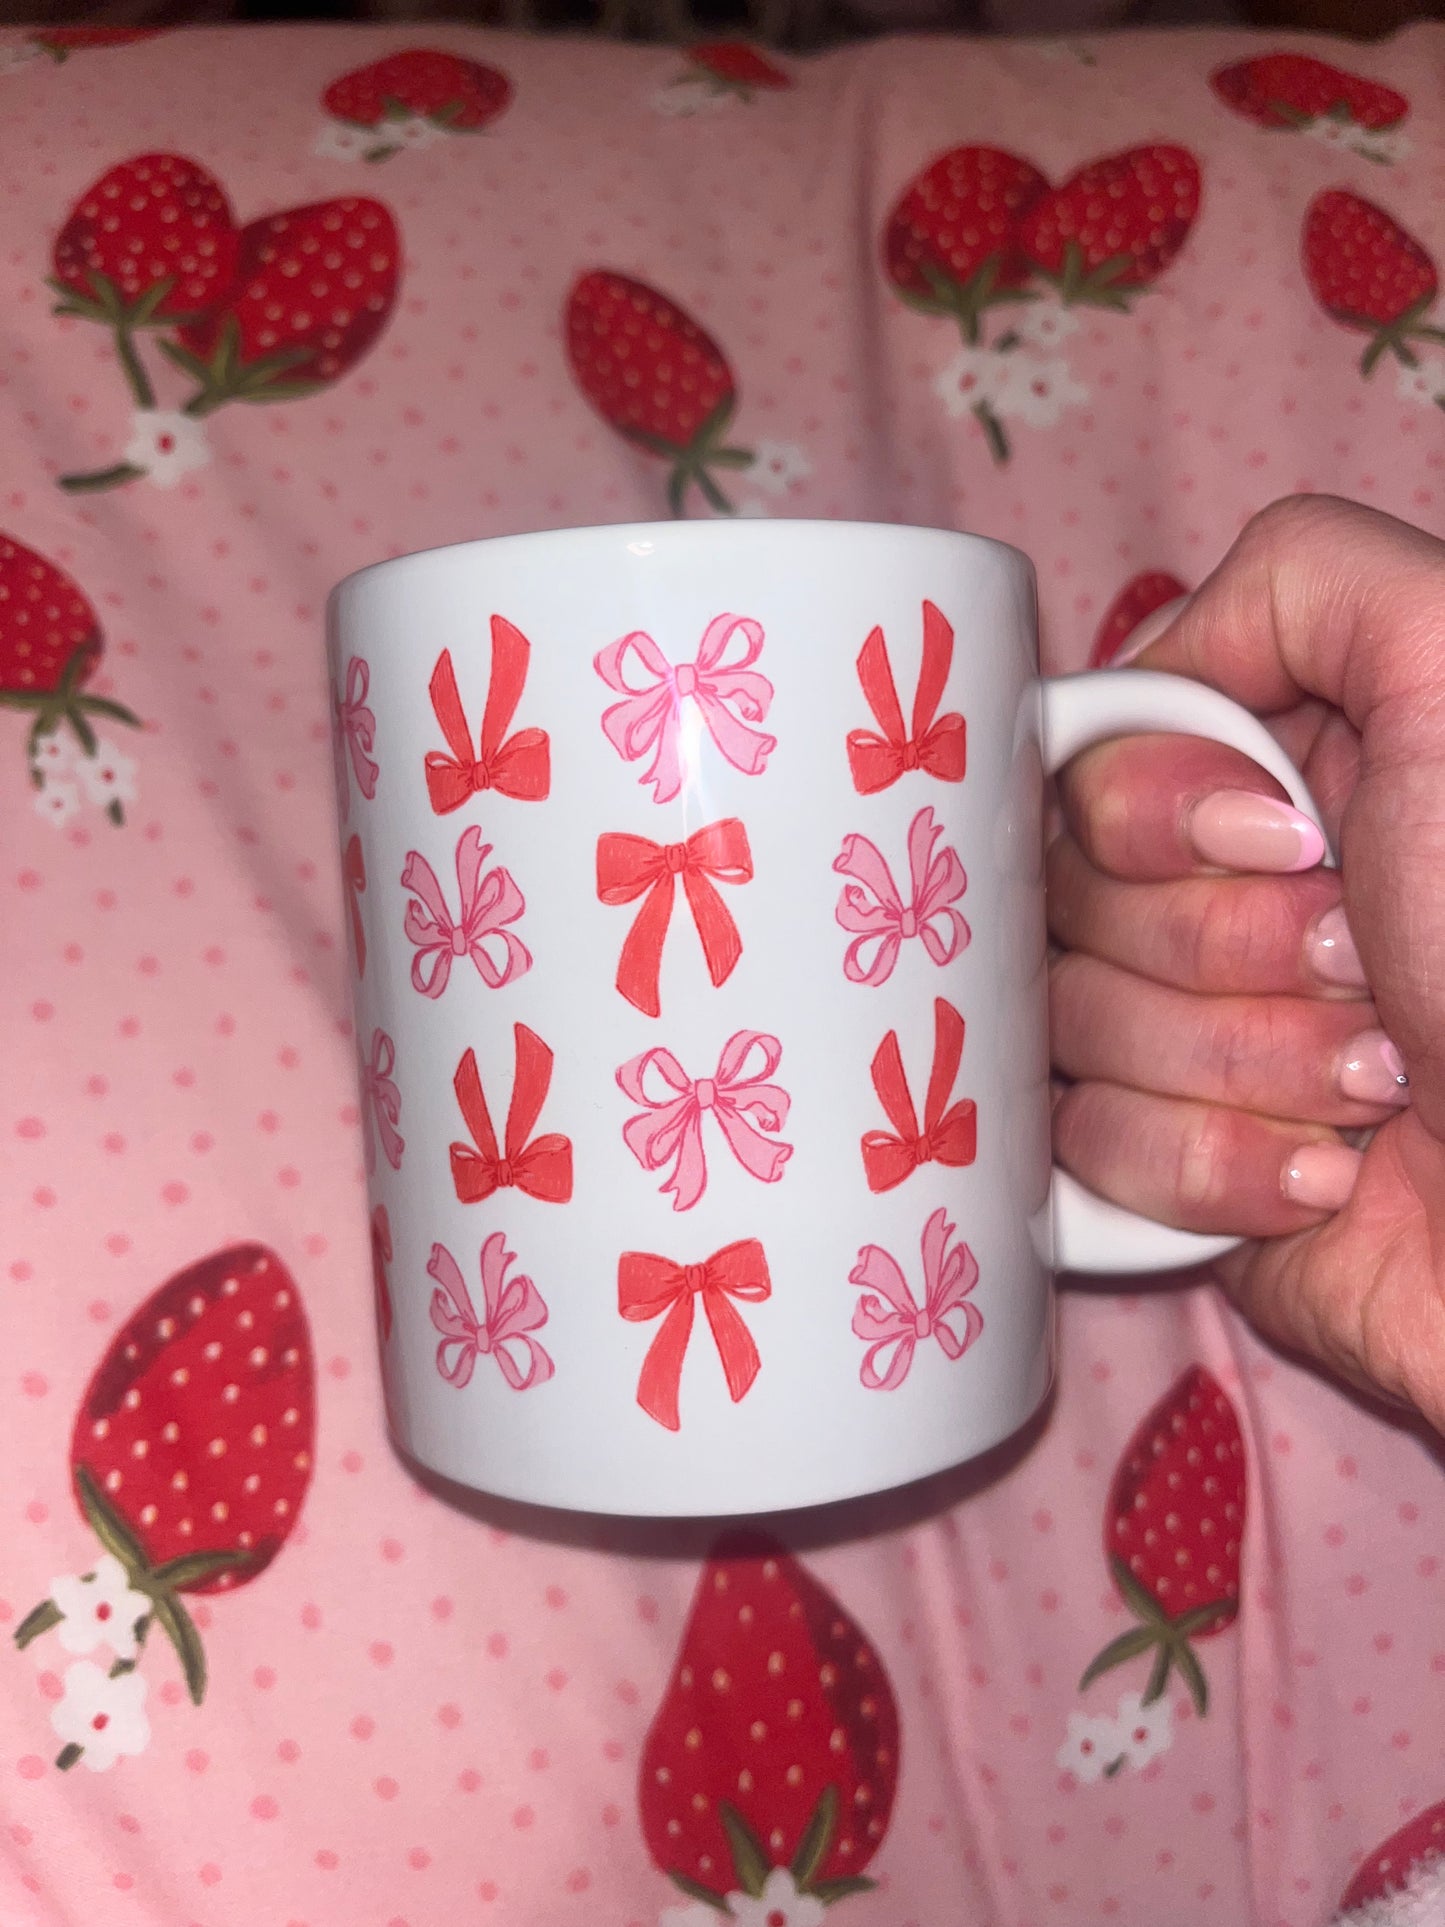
[
  {"left": 1282, "top": 1142, "right": 1363, "bottom": 1211},
  {"left": 1338, "top": 1031, "right": 1410, "bottom": 1107},
  {"left": 1110, "top": 595, "right": 1190, "bottom": 668},
  {"left": 1306, "top": 904, "right": 1368, "bottom": 988},
  {"left": 1190, "top": 790, "right": 1327, "bottom": 874}
]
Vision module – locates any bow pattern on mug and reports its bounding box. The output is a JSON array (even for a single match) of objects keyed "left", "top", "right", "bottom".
[
  {"left": 834, "top": 805, "right": 970, "bottom": 986},
  {"left": 450, "top": 1025, "right": 573, "bottom": 1205},
  {"left": 594, "top": 615, "right": 776, "bottom": 804},
  {"left": 424, "top": 619, "right": 551, "bottom": 814},
  {"left": 361, "top": 1028, "right": 404, "bottom": 1174},
  {"left": 596, "top": 818, "right": 752, "bottom": 1018},
  {"left": 429, "top": 1233, "right": 555, "bottom": 1392},
  {"left": 849, "top": 1207, "right": 983, "bottom": 1391},
  {"left": 618, "top": 1029, "right": 792, "bottom": 1212},
  {"left": 334, "top": 655, "right": 379, "bottom": 818},
  {"left": 618, "top": 1240, "right": 770, "bottom": 1431},
  {"left": 863, "top": 998, "right": 977, "bottom": 1192},
  {"left": 847, "top": 600, "right": 967, "bottom": 795},
  {"left": 343, "top": 833, "right": 367, "bottom": 978},
  {"left": 401, "top": 826, "right": 530, "bottom": 999}
]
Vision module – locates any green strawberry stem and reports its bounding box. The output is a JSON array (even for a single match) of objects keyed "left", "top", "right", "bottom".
[
  {"left": 1079, "top": 1554, "right": 1235, "bottom": 1717},
  {"left": 668, "top": 1784, "right": 875, "bottom": 1910},
  {"left": 904, "top": 257, "right": 1037, "bottom": 346},
  {"left": 974, "top": 399, "right": 1010, "bottom": 465},
  {"left": 625, "top": 395, "right": 753, "bottom": 519},
  {"left": 1037, "top": 240, "right": 1141, "bottom": 313},
  {"left": 1, "top": 643, "right": 141, "bottom": 783},
  {"left": 59, "top": 462, "right": 149, "bottom": 495},
  {"left": 48, "top": 271, "right": 196, "bottom": 411},
  {"left": 1356, "top": 293, "right": 1445, "bottom": 377},
  {"left": 17, "top": 1462, "right": 254, "bottom": 1769},
  {"left": 159, "top": 318, "right": 325, "bottom": 418}
]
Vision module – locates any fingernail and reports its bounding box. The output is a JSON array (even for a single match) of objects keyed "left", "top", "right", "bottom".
[
  {"left": 1282, "top": 1142, "right": 1363, "bottom": 1211},
  {"left": 1338, "top": 1030, "right": 1411, "bottom": 1107},
  {"left": 1306, "top": 904, "right": 1368, "bottom": 988},
  {"left": 1111, "top": 595, "right": 1191, "bottom": 667},
  {"left": 1190, "top": 790, "right": 1327, "bottom": 874}
]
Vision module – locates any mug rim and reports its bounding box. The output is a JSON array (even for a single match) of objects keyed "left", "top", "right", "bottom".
[{"left": 329, "top": 517, "right": 1036, "bottom": 606}]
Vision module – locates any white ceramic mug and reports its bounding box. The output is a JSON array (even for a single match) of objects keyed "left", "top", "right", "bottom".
[{"left": 328, "top": 521, "right": 1321, "bottom": 1517}]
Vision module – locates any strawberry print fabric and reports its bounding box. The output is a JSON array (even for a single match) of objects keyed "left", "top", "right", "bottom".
[{"left": 2, "top": 22, "right": 1445, "bottom": 1927}]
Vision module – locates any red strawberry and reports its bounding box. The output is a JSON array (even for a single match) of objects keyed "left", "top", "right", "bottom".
[
  {"left": 684, "top": 42, "right": 793, "bottom": 96},
  {"left": 1019, "top": 144, "right": 1201, "bottom": 309},
  {"left": 29, "top": 25, "right": 163, "bottom": 60},
  {"left": 322, "top": 48, "right": 512, "bottom": 157},
  {"left": 1339, "top": 1799, "right": 1445, "bottom": 1915},
  {"left": 1088, "top": 570, "right": 1188, "bottom": 669},
  {"left": 372, "top": 1204, "right": 394, "bottom": 1344},
  {"left": 0, "top": 533, "right": 140, "bottom": 794},
  {"left": 169, "top": 198, "right": 401, "bottom": 410},
  {"left": 566, "top": 270, "right": 751, "bottom": 517},
  {"left": 1080, "top": 1365, "right": 1245, "bottom": 1715},
  {"left": 1303, "top": 189, "right": 1445, "bottom": 375},
  {"left": 1211, "top": 54, "right": 1407, "bottom": 138},
  {"left": 883, "top": 146, "right": 1049, "bottom": 339},
  {"left": 639, "top": 1531, "right": 899, "bottom": 1907},
  {"left": 13, "top": 1245, "right": 314, "bottom": 1737},
  {"left": 51, "top": 154, "right": 240, "bottom": 416}
]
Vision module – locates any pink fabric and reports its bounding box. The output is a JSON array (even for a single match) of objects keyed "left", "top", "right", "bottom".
[{"left": 2, "top": 21, "right": 1444, "bottom": 1927}]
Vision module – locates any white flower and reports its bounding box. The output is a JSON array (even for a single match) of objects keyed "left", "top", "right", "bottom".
[
  {"left": 724, "top": 1867, "right": 827, "bottom": 1927},
  {"left": 1014, "top": 303, "right": 1080, "bottom": 351},
  {"left": 749, "top": 439, "right": 812, "bottom": 495},
  {"left": 1056, "top": 1708, "right": 1121, "bottom": 1784},
  {"left": 995, "top": 354, "right": 1090, "bottom": 428},
  {"left": 933, "top": 345, "right": 1011, "bottom": 418},
  {"left": 314, "top": 119, "right": 369, "bottom": 162},
  {"left": 1396, "top": 353, "right": 1445, "bottom": 407},
  {"left": 49, "top": 1555, "right": 151, "bottom": 1661},
  {"left": 650, "top": 78, "right": 727, "bottom": 117},
  {"left": 76, "top": 738, "right": 137, "bottom": 810},
  {"left": 1112, "top": 1691, "right": 1174, "bottom": 1771},
  {"left": 34, "top": 779, "right": 81, "bottom": 829},
  {"left": 735, "top": 498, "right": 773, "bottom": 519},
  {"left": 50, "top": 1660, "right": 150, "bottom": 1772},
  {"left": 123, "top": 409, "right": 210, "bottom": 490},
  {"left": 660, "top": 1908, "right": 723, "bottom": 1927},
  {"left": 31, "top": 730, "right": 74, "bottom": 778},
  {"left": 391, "top": 114, "right": 441, "bottom": 150},
  {"left": 1359, "top": 126, "right": 1411, "bottom": 164},
  {"left": 1305, "top": 114, "right": 1355, "bottom": 151}
]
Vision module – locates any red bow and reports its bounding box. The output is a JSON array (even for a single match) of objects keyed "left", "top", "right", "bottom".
[
  {"left": 425, "top": 618, "right": 551, "bottom": 813},
  {"left": 618, "top": 1240, "right": 771, "bottom": 1432},
  {"left": 596, "top": 819, "right": 752, "bottom": 1019},
  {"left": 343, "top": 832, "right": 367, "bottom": 977},
  {"left": 862, "top": 998, "right": 977, "bottom": 1193},
  {"left": 449, "top": 1024, "right": 573, "bottom": 1205},
  {"left": 847, "top": 600, "right": 967, "bottom": 795}
]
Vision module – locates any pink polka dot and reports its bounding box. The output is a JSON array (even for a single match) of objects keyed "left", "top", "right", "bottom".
[
  {"left": 486, "top": 1633, "right": 508, "bottom": 1659},
  {"left": 381, "top": 1538, "right": 404, "bottom": 1563},
  {"left": 316, "top": 1850, "right": 339, "bottom": 1871},
  {"left": 253, "top": 1667, "right": 277, "bottom": 1690},
  {"left": 10, "top": 1262, "right": 33, "bottom": 1283},
  {"left": 528, "top": 1748, "right": 550, "bottom": 1771},
  {"left": 113, "top": 1873, "right": 134, "bottom": 1891},
  {"left": 277, "top": 1739, "right": 301, "bottom": 1764},
  {"left": 478, "top": 1881, "right": 498, "bottom": 1902},
  {"left": 546, "top": 1669, "right": 568, "bottom": 1693},
  {"left": 301, "top": 1604, "right": 322, "bottom": 1630},
  {"left": 17, "top": 1756, "right": 45, "bottom": 1780},
  {"left": 369, "top": 1642, "right": 393, "bottom": 1668},
  {"left": 430, "top": 1596, "right": 453, "bottom": 1621},
  {"left": 20, "top": 1373, "right": 46, "bottom": 1398},
  {"left": 328, "top": 1356, "right": 351, "bottom": 1380},
  {"left": 511, "top": 1807, "right": 534, "bottom": 1830},
  {"left": 437, "top": 1704, "right": 461, "bottom": 1729},
  {"left": 408, "top": 1848, "right": 431, "bottom": 1870},
  {"left": 185, "top": 1750, "right": 209, "bottom": 1775},
  {"left": 199, "top": 1864, "right": 222, "bottom": 1887},
  {"left": 458, "top": 1768, "right": 482, "bottom": 1793},
  {"left": 545, "top": 1586, "right": 567, "bottom": 1610},
  {"left": 375, "top": 1777, "right": 399, "bottom": 1801},
  {"left": 351, "top": 1716, "right": 375, "bottom": 1741},
  {"left": 637, "top": 1595, "right": 658, "bottom": 1623},
  {"left": 15, "top": 1117, "right": 44, "bottom": 1139},
  {"left": 251, "top": 1796, "right": 279, "bottom": 1821},
  {"left": 87, "top": 1300, "right": 110, "bottom": 1322},
  {"left": 161, "top": 1181, "right": 189, "bottom": 1206},
  {"left": 565, "top": 1869, "right": 591, "bottom": 1894},
  {"left": 342, "top": 1451, "right": 364, "bottom": 1474}
]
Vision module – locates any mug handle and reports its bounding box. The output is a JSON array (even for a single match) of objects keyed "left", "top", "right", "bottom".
[{"left": 1040, "top": 669, "right": 1333, "bottom": 1276}]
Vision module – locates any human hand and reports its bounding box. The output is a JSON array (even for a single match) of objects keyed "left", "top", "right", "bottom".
[{"left": 1049, "top": 495, "right": 1445, "bottom": 1432}]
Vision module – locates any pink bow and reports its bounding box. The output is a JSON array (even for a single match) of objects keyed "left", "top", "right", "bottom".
[
  {"left": 833, "top": 806, "right": 970, "bottom": 986},
  {"left": 594, "top": 615, "right": 777, "bottom": 805},
  {"left": 428, "top": 1233, "right": 554, "bottom": 1392},
  {"left": 618, "top": 1029, "right": 793, "bottom": 1212},
  {"left": 361, "top": 1028, "right": 404, "bottom": 1174},
  {"left": 334, "top": 656, "right": 379, "bottom": 819},
  {"left": 849, "top": 1206, "right": 983, "bottom": 1391},
  {"left": 401, "top": 827, "right": 531, "bottom": 1000}
]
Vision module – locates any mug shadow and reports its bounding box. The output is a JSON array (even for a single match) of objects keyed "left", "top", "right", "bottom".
[{"left": 394, "top": 1386, "right": 1057, "bottom": 1563}]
